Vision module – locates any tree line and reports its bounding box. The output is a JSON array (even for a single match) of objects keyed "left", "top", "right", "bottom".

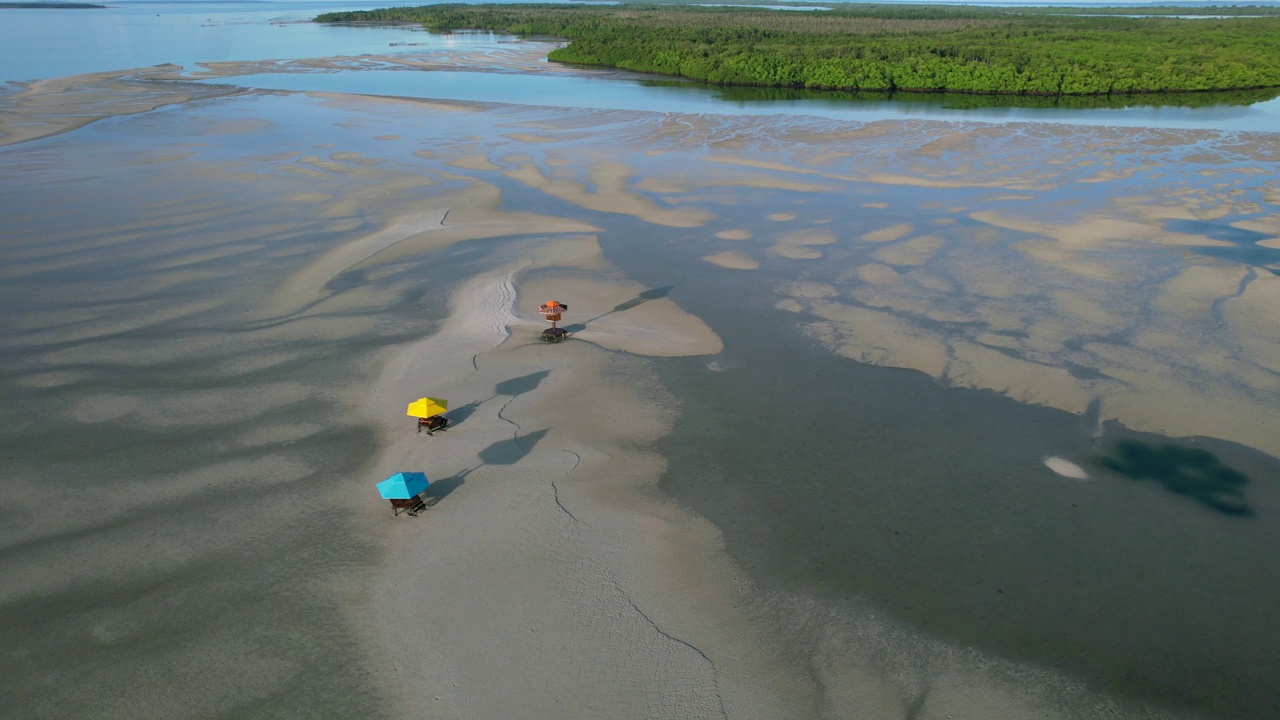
[{"left": 314, "top": 4, "right": 1280, "bottom": 96}]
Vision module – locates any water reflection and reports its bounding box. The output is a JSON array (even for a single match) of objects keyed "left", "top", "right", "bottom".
[
  {"left": 659, "top": 81, "right": 1280, "bottom": 111},
  {"left": 6, "top": 0, "right": 1280, "bottom": 132},
  {"left": 203, "top": 66, "right": 1280, "bottom": 132}
]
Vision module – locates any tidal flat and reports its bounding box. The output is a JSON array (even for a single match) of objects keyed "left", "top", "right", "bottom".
[{"left": 1, "top": 47, "right": 1278, "bottom": 720}]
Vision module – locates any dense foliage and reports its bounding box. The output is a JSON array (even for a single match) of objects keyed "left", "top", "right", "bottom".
[{"left": 315, "top": 4, "right": 1280, "bottom": 96}]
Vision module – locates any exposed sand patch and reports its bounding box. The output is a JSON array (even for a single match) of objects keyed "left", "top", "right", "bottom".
[
  {"left": 911, "top": 272, "right": 954, "bottom": 293},
  {"left": 1220, "top": 272, "right": 1280, "bottom": 374},
  {"left": 1096, "top": 365, "right": 1279, "bottom": 457},
  {"left": 705, "top": 154, "right": 824, "bottom": 177},
  {"left": 446, "top": 155, "right": 501, "bottom": 171},
  {"left": 504, "top": 159, "right": 718, "bottom": 228},
  {"left": 805, "top": 301, "right": 950, "bottom": 379},
  {"left": 259, "top": 208, "right": 448, "bottom": 317},
  {"left": 702, "top": 154, "right": 1036, "bottom": 190},
  {"left": 1154, "top": 264, "right": 1249, "bottom": 316},
  {"left": 1047, "top": 290, "right": 1127, "bottom": 333},
  {"left": 864, "top": 172, "right": 1052, "bottom": 190},
  {"left": 703, "top": 251, "right": 759, "bottom": 270},
  {"left": 260, "top": 175, "right": 602, "bottom": 317},
  {"left": 915, "top": 126, "right": 1008, "bottom": 156},
  {"left": 973, "top": 209, "right": 1233, "bottom": 250},
  {"left": 873, "top": 234, "right": 946, "bottom": 266},
  {"left": 0, "top": 66, "right": 245, "bottom": 146},
  {"left": 948, "top": 341, "right": 1092, "bottom": 413},
  {"left": 768, "top": 227, "right": 836, "bottom": 259},
  {"left": 505, "top": 132, "right": 581, "bottom": 143},
  {"left": 182, "top": 43, "right": 568, "bottom": 84},
  {"left": 310, "top": 91, "right": 484, "bottom": 115},
  {"left": 1015, "top": 240, "right": 1116, "bottom": 280},
  {"left": 692, "top": 173, "right": 830, "bottom": 193},
  {"left": 857, "top": 264, "right": 903, "bottom": 285},
  {"left": 520, "top": 276, "right": 722, "bottom": 357},
  {"left": 715, "top": 228, "right": 753, "bottom": 240},
  {"left": 357, "top": 264, "right": 805, "bottom": 719},
  {"left": 862, "top": 223, "right": 914, "bottom": 243},
  {"left": 768, "top": 212, "right": 797, "bottom": 221}
]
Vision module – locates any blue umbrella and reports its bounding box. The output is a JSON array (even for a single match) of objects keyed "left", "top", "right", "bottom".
[{"left": 376, "top": 471, "right": 430, "bottom": 499}]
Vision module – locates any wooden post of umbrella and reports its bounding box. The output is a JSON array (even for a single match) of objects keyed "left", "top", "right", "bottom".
[{"left": 538, "top": 300, "right": 568, "bottom": 343}]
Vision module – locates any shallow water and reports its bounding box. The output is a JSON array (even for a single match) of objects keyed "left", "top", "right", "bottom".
[
  {"left": 4, "top": 1, "right": 1280, "bottom": 131},
  {"left": 3, "top": 3, "right": 1279, "bottom": 719},
  {"left": 633, "top": 257, "right": 1280, "bottom": 719},
  {"left": 0, "top": 86, "right": 509, "bottom": 714},
  {"left": 570, "top": 163, "right": 1280, "bottom": 717}
]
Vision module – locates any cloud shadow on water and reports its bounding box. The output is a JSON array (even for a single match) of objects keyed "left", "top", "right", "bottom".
[{"left": 1098, "top": 440, "right": 1254, "bottom": 517}]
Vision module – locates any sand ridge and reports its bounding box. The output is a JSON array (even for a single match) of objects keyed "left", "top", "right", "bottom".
[{"left": 354, "top": 251, "right": 815, "bottom": 718}]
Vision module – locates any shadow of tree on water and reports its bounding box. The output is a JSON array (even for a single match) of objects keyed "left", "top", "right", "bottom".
[{"left": 1099, "top": 440, "right": 1254, "bottom": 517}]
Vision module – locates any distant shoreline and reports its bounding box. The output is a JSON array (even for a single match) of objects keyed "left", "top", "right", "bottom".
[
  {"left": 0, "top": 2, "right": 106, "bottom": 7},
  {"left": 316, "top": 4, "right": 1280, "bottom": 97}
]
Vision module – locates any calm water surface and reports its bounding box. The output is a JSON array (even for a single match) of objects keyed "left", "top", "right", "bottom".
[
  {"left": 3, "top": 3, "right": 1279, "bottom": 719},
  {"left": 3, "top": 0, "right": 1280, "bottom": 131}
]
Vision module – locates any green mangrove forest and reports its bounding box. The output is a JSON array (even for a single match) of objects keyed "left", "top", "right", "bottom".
[{"left": 314, "top": 3, "right": 1280, "bottom": 97}]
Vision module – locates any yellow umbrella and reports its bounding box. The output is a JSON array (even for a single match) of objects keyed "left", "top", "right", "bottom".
[{"left": 406, "top": 397, "right": 448, "bottom": 419}]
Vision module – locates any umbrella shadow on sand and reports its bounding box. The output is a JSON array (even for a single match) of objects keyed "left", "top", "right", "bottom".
[
  {"left": 494, "top": 370, "right": 550, "bottom": 398},
  {"left": 417, "top": 431, "right": 547, "bottom": 510},
  {"left": 441, "top": 371, "right": 550, "bottom": 429},
  {"left": 442, "top": 399, "right": 483, "bottom": 427},
  {"left": 560, "top": 285, "right": 673, "bottom": 334},
  {"left": 478, "top": 428, "right": 548, "bottom": 466},
  {"left": 422, "top": 471, "right": 468, "bottom": 508},
  {"left": 422, "top": 429, "right": 547, "bottom": 509}
]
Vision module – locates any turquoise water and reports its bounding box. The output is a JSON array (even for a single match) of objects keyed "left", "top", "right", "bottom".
[{"left": 3, "top": 0, "right": 1280, "bottom": 131}]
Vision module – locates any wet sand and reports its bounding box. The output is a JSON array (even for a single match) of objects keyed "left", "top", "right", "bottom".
[
  {"left": 352, "top": 259, "right": 813, "bottom": 718},
  {"left": 2, "top": 57, "right": 1278, "bottom": 720}
]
